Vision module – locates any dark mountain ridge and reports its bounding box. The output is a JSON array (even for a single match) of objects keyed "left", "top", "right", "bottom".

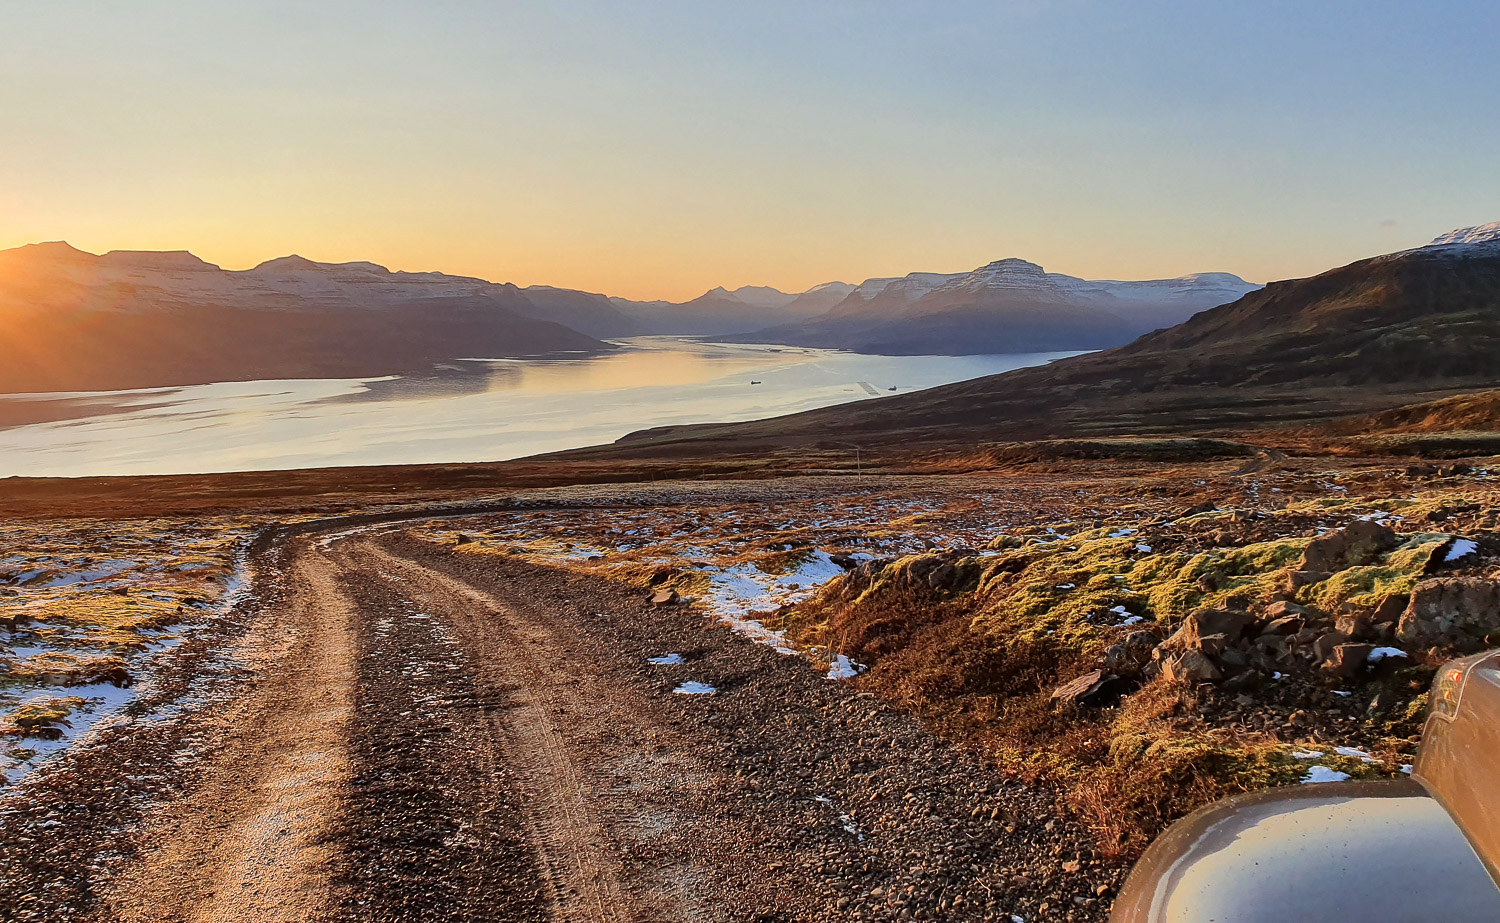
[{"left": 0, "top": 243, "right": 608, "bottom": 392}]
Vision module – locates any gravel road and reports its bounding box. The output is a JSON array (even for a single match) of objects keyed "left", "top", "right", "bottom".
[{"left": 0, "top": 520, "right": 1124, "bottom": 923}]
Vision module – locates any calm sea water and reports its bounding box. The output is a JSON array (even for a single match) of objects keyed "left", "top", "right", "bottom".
[{"left": 0, "top": 338, "right": 1078, "bottom": 477}]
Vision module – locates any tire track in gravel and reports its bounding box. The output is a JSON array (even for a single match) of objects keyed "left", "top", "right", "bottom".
[
  {"left": 337, "top": 538, "right": 713, "bottom": 923},
  {"left": 101, "top": 543, "right": 356, "bottom": 923}
]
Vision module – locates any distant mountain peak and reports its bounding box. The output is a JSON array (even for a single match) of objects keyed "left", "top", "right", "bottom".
[
  {"left": 100, "top": 249, "right": 218, "bottom": 272},
  {"left": 10, "top": 241, "right": 94, "bottom": 263},
  {"left": 250, "top": 255, "right": 323, "bottom": 272},
  {"left": 977, "top": 257, "right": 1045, "bottom": 272},
  {"left": 1425, "top": 222, "right": 1500, "bottom": 252},
  {"left": 246, "top": 255, "right": 395, "bottom": 276}
]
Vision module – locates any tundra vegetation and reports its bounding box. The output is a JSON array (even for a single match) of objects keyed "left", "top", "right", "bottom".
[
  {"left": 6, "top": 458, "right": 1498, "bottom": 860},
  {"left": 0, "top": 518, "right": 253, "bottom": 779},
  {"left": 417, "top": 460, "right": 1500, "bottom": 855}
]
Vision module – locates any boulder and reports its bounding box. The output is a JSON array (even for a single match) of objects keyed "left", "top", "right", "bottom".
[
  {"left": 1101, "top": 630, "right": 1159, "bottom": 676},
  {"left": 1169, "top": 608, "right": 1254, "bottom": 646},
  {"left": 1263, "top": 600, "right": 1310, "bottom": 621},
  {"left": 1261, "top": 615, "right": 1304, "bottom": 636},
  {"left": 1397, "top": 577, "right": 1500, "bottom": 651},
  {"left": 1281, "top": 570, "right": 1332, "bottom": 592},
  {"left": 1181, "top": 500, "right": 1218, "bottom": 518},
  {"left": 1313, "top": 630, "right": 1351, "bottom": 661},
  {"left": 1323, "top": 642, "right": 1375, "bottom": 679},
  {"left": 1051, "top": 670, "right": 1123, "bottom": 707},
  {"left": 1335, "top": 611, "right": 1375, "bottom": 641},
  {"left": 1297, "top": 520, "right": 1397, "bottom": 572},
  {"left": 1203, "top": 608, "right": 1256, "bottom": 638},
  {"left": 926, "top": 562, "right": 959, "bottom": 590},
  {"left": 1253, "top": 633, "right": 1291, "bottom": 660},
  {"left": 1373, "top": 593, "right": 1409, "bottom": 625},
  {"left": 1162, "top": 650, "right": 1221, "bottom": 685},
  {"left": 649, "top": 587, "right": 679, "bottom": 606}
]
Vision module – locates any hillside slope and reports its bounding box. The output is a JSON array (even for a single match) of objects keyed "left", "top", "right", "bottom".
[
  {"left": 586, "top": 226, "right": 1500, "bottom": 454},
  {"left": 0, "top": 243, "right": 608, "bottom": 392}
]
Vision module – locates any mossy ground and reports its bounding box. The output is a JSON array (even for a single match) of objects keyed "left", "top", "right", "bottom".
[
  {"left": 1, "top": 517, "right": 255, "bottom": 775},
  {"left": 773, "top": 477, "right": 1496, "bottom": 855}
]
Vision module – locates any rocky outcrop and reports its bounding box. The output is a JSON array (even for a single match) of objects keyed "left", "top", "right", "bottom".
[
  {"left": 1398, "top": 578, "right": 1500, "bottom": 651},
  {"left": 1297, "top": 521, "right": 1397, "bottom": 572}
]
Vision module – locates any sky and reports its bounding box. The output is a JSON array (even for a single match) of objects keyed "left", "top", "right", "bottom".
[{"left": 2, "top": 1, "right": 1497, "bottom": 301}]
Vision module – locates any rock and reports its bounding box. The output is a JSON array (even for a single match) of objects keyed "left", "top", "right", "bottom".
[
  {"left": 1218, "top": 648, "right": 1248, "bottom": 671},
  {"left": 1196, "top": 573, "right": 1219, "bottom": 593},
  {"left": 1397, "top": 577, "right": 1500, "bottom": 651},
  {"left": 1313, "top": 630, "right": 1351, "bottom": 661},
  {"left": 1263, "top": 600, "right": 1309, "bottom": 621},
  {"left": 1195, "top": 632, "right": 1231, "bottom": 657},
  {"left": 829, "top": 553, "right": 858, "bottom": 570},
  {"left": 1181, "top": 500, "right": 1218, "bottom": 518},
  {"left": 1335, "top": 611, "right": 1375, "bottom": 641},
  {"left": 1101, "top": 630, "right": 1158, "bottom": 676},
  {"left": 1199, "top": 608, "right": 1256, "bottom": 638},
  {"left": 1373, "top": 593, "right": 1409, "bottom": 625},
  {"left": 649, "top": 587, "right": 679, "bottom": 606},
  {"left": 92, "top": 664, "right": 132, "bottom": 687},
  {"left": 453, "top": 533, "right": 470, "bottom": 545},
  {"left": 1162, "top": 650, "right": 1221, "bottom": 684},
  {"left": 1297, "top": 520, "right": 1397, "bottom": 572},
  {"left": 1323, "top": 642, "right": 1375, "bottom": 678},
  {"left": 926, "top": 562, "right": 958, "bottom": 590},
  {"left": 852, "top": 559, "right": 891, "bottom": 583},
  {"left": 1282, "top": 569, "right": 1332, "bottom": 592},
  {"left": 1050, "top": 670, "right": 1125, "bottom": 708},
  {"left": 1253, "top": 633, "right": 1291, "bottom": 659},
  {"left": 1261, "top": 615, "right": 1304, "bottom": 636}
]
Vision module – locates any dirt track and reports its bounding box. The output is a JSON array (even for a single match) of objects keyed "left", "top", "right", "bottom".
[{"left": 0, "top": 522, "right": 1122, "bottom": 923}]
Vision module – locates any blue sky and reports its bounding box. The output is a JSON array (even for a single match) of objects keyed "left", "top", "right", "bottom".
[{"left": 2, "top": 0, "right": 1496, "bottom": 298}]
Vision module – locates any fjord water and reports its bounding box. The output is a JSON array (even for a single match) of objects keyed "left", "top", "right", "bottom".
[{"left": 0, "top": 339, "right": 1077, "bottom": 477}]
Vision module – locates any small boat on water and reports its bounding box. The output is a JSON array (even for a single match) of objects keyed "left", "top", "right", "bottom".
[{"left": 750, "top": 380, "right": 762, "bottom": 385}]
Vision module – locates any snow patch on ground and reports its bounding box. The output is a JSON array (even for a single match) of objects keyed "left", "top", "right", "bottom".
[
  {"left": 701, "top": 550, "right": 851, "bottom": 655},
  {"left": 648, "top": 653, "right": 684, "bottom": 666},
  {"left": 672, "top": 681, "right": 716, "bottom": 695},
  {"left": 1303, "top": 766, "right": 1353, "bottom": 784},
  {"left": 827, "top": 654, "right": 865, "bottom": 681},
  {"left": 1445, "top": 538, "right": 1479, "bottom": 562}
]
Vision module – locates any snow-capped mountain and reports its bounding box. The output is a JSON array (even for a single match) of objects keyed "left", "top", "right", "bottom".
[
  {"left": 1421, "top": 223, "right": 1500, "bottom": 255},
  {"left": 731, "top": 258, "right": 1260, "bottom": 355}
]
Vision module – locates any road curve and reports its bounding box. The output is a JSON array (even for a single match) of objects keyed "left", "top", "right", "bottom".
[{"left": 1, "top": 520, "right": 1119, "bottom": 923}]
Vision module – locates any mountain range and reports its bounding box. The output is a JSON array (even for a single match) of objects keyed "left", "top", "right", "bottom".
[
  {"left": 584, "top": 222, "right": 1500, "bottom": 455},
  {"left": 608, "top": 281, "right": 857, "bottom": 336},
  {"left": 723, "top": 260, "right": 1259, "bottom": 354},
  {"left": 0, "top": 240, "right": 1256, "bottom": 392},
  {"left": 0, "top": 243, "right": 611, "bottom": 392}
]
